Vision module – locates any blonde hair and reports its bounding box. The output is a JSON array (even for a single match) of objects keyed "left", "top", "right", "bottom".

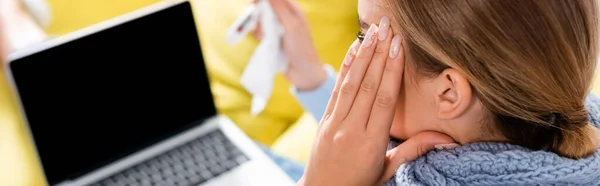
[{"left": 389, "top": 0, "right": 600, "bottom": 159}]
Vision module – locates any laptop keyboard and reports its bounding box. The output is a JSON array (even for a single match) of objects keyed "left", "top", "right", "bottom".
[{"left": 92, "top": 130, "right": 250, "bottom": 186}]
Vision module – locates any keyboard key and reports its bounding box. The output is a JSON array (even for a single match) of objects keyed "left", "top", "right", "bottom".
[
  {"left": 209, "top": 164, "right": 224, "bottom": 174},
  {"left": 188, "top": 174, "right": 203, "bottom": 184},
  {"left": 173, "top": 165, "right": 185, "bottom": 173},
  {"left": 124, "top": 177, "right": 138, "bottom": 185},
  {"left": 208, "top": 159, "right": 218, "bottom": 166},
  {"left": 217, "top": 154, "right": 228, "bottom": 161},
  {"left": 215, "top": 145, "right": 226, "bottom": 153},
  {"left": 174, "top": 174, "right": 187, "bottom": 183},
  {"left": 184, "top": 159, "right": 195, "bottom": 167},
  {"left": 168, "top": 151, "right": 179, "bottom": 158},
  {"left": 137, "top": 172, "right": 150, "bottom": 181},
  {"left": 228, "top": 148, "right": 241, "bottom": 156},
  {"left": 150, "top": 174, "right": 163, "bottom": 182},
  {"left": 164, "top": 179, "right": 176, "bottom": 186},
  {"left": 223, "top": 161, "right": 238, "bottom": 170},
  {"left": 124, "top": 169, "right": 137, "bottom": 177},
  {"left": 235, "top": 155, "right": 249, "bottom": 164},
  {"left": 100, "top": 179, "right": 114, "bottom": 186},
  {"left": 146, "top": 159, "right": 159, "bottom": 166},
  {"left": 200, "top": 170, "right": 213, "bottom": 180},
  {"left": 140, "top": 179, "right": 152, "bottom": 186},
  {"left": 184, "top": 167, "right": 197, "bottom": 177},
  {"left": 201, "top": 141, "right": 211, "bottom": 147},
  {"left": 197, "top": 163, "right": 207, "bottom": 170},
  {"left": 162, "top": 169, "right": 173, "bottom": 176},
  {"left": 152, "top": 180, "right": 167, "bottom": 186},
  {"left": 114, "top": 174, "right": 127, "bottom": 182},
  {"left": 177, "top": 179, "right": 190, "bottom": 186},
  {"left": 158, "top": 159, "right": 171, "bottom": 168}
]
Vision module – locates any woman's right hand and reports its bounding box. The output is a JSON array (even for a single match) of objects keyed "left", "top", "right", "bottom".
[
  {"left": 297, "top": 21, "right": 454, "bottom": 186},
  {"left": 256, "top": 0, "right": 327, "bottom": 91}
]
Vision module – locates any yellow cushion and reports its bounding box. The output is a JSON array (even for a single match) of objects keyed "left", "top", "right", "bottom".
[
  {"left": 190, "top": 0, "right": 358, "bottom": 146},
  {"left": 0, "top": 74, "right": 46, "bottom": 186},
  {"left": 271, "top": 112, "right": 319, "bottom": 163},
  {"left": 45, "top": 0, "right": 162, "bottom": 35}
]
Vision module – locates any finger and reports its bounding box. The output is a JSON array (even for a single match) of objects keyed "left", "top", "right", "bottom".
[
  {"left": 321, "top": 39, "right": 360, "bottom": 122},
  {"left": 345, "top": 16, "right": 394, "bottom": 129},
  {"left": 284, "top": 0, "right": 305, "bottom": 17},
  {"left": 268, "top": 0, "right": 300, "bottom": 31},
  {"left": 330, "top": 24, "right": 379, "bottom": 123},
  {"left": 253, "top": 20, "right": 263, "bottom": 40},
  {"left": 366, "top": 34, "right": 405, "bottom": 134},
  {"left": 379, "top": 132, "right": 456, "bottom": 185}
]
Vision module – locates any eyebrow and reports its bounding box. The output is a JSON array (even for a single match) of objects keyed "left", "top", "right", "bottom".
[{"left": 358, "top": 16, "right": 369, "bottom": 29}]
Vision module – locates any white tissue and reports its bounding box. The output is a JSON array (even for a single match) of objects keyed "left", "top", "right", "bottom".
[
  {"left": 229, "top": 0, "right": 287, "bottom": 115},
  {"left": 21, "top": 0, "right": 52, "bottom": 28}
]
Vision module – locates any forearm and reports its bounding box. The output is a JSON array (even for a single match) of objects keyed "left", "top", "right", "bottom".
[{"left": 290, "top": 64, "right": 337, "bottom": 121}]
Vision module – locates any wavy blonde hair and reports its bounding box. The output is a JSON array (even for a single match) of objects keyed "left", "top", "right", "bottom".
[{"left": 389, "top": 0, "right": 600, "bottom": 159}]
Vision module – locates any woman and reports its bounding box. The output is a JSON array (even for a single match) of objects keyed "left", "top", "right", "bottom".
[{"left": 272, "top": 0, "right": 600, "bottom": 185}]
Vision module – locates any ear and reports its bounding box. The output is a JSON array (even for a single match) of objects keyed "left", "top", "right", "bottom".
[{"left": 434, "top": 69, "right": 472, "bottom": 120}]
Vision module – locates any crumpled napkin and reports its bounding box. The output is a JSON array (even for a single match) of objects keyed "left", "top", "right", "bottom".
[
  {"left": 20, "top": 0, "right": 52, "bottom": 28},
  {"left": 227, "top": 0, "right": 287, "bottom": 115}
]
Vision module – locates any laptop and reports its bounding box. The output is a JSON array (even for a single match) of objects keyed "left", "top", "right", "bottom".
[{"left": 2, "top": 1, "right": 296, "bottom": 186}]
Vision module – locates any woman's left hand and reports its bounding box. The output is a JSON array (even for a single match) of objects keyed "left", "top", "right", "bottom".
[
  {"left": 299, "top": 22, "right": 453, "bottom": 186},
  {"left": 254, "top": 0, "right": 327, "bottom": 91}
]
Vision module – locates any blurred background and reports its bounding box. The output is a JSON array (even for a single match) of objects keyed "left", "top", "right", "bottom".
[
  {"left": 44, "top": 0, "right": 162, "bottom": 35},
  {"left": 0, "top": 0, "right": 356, "bottom": 185},
  {"left": 1, "top": 2, "right": 159, "bottom": 185}
]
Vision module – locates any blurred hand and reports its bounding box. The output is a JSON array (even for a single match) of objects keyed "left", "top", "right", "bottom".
[
  {"left": 0, "top": 0, "right": 24, "bottom": 18},
  {"left": 298, "top": 22, "right": 454, "bottom": 186},
  {"left": 0, "top": 0, "right": 47, "bottom": 61},
  {"left": 254, "top": 0, "right": 326, "bottom": 91}
]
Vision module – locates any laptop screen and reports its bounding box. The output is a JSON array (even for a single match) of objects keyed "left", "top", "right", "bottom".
[{"left": 8, "top": 2, "right": 216, "bottom": 185}]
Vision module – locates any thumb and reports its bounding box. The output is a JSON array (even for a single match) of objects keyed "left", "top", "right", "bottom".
[{"left": 379, "top": 131, "right": 456, "bottom": 184}]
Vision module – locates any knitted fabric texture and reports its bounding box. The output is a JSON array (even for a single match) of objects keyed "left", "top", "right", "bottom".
[{"left": 385, "top": 94, "right": 600, "bottom": 186}]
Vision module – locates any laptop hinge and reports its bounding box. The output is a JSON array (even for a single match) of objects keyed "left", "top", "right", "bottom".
[{"left": 54, "top": 180, "right": 74, "bottom": 186}]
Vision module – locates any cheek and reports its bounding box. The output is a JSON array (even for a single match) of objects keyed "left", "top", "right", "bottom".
[
  {"left": 390, "top": 81, "right": 407, "bottom": 139},
  {"left": 390, "top": 72, "right": 430, "bottom": 140}
]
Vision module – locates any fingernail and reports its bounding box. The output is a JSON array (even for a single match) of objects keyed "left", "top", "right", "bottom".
[
  {"left": 378, "top": 16, "right": 390, "bottom": 41},
  {"left": 344, "top": 46, "right": 357, "bottom": 66},
  {"left": 434, "top": 143, "right": 460, "bottom": 150},
  {"left": 389, "top": 35, "right": 401, "bottom": 58},
  {"left": 362, "top": 24, "right": 378, "bottom": 48}
]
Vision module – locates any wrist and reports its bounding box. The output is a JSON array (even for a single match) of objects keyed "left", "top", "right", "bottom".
[
  {"left": 289, "top": 64, "right": 327, "bottom": 91},
  {"left": 295, "top": 177, "right": 306, "bottom": 186}
]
